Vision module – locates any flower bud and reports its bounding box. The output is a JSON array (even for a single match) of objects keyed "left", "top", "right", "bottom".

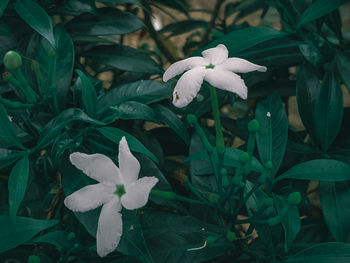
[
  {"left": 220, "top": 168, "right": 227, "bottom": 176},
  {"left": 288, "top": 192, "right": 302, "bottom": 205},
  {"left": 267, "top": 216, "right": 281, "bottom": 226},
  {"left": 3, "top": 51, "right": 22, "bottom": 70},
  {"left": 264, "top": 161, "right": 273, "bottom": 170},
  {"left": 225, "top": 230, "right": 237, "bottom": 242},
  {"left": 67, "top": 232, "right": 76, "bottom": 241},
  {"left": 248, "top": 119, "right": 259, "bottom": 132},
  {"left": 263, "top": 197, "right": 274, "bottom": 207},
  {"left": 187, "top": 114, "right": 197, "bottom": 124},
  {"left": 28, "top": 255, "right": 40, "bottom": 263},
  {"left": 239, "top": 152, "right": 249, "bottom": 164}
]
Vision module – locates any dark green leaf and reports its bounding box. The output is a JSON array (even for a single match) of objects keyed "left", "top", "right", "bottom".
[
  {"left": 0, "top": 0, "right": 9, "bottom": 17},
  {"left": 98, "top": 80, "right": 172, "bottom": 110},
  {"left": 320, "top": 181, "right": 350, "bottom": 242},
  {"left": 37, "top": 108, "right": 105, "bottom": 149},
  {"left": 336, "top": 50, "right": 350, "bottom": 93},
  {"left": 152, "top": 104, "right": 189, "bottom": 144},
  {"left": 0, "top": 216, "right": 57, "bottom": 253},
  {"left": 83, "top": 45, "right": 161, "bottom": 74},
  {"left": 14, "top": 0, "right": 55, "bottom": 45},
  {"left": 314, "top": 66, "right": 343, "bottom": 151},
  {"left": 274, "top": 194, "right": 301, "bottom": 252},
  {"left": 8, "top": 155, "right": 30, "bottom": 219},
  {"left": 284, "top": 242, "right": 350, "bottom": 263},
  {"left": 66, "top": 7, "right": 144, "bottom": 36},
  {"left": 159, "top": 20, "right": 208, "bottom": 38},
  {"left": 109, "top": 101, "right": 156, "bottom": 122},
  {"left": 298, "top": 0, "right": 349, "bottom": 27},
  {"left": 0, "top": 104, "right": 24, "bottom": 149},
  {"left": 296, "top": 63, "right": 320, "bottom": 137},
  {"left": 256, "top": 95, "right": 288, "bottom": 175},
  {"left": 0, "top": 149, "right": 26, "bottom": 169},
  {"left": 97, "top": 127, "right": 158, "bottom": 163},
  {"left": 276, "top": 159, "right": 350, "bottom": 182},
  {"left": 33, "top": 230, "right": 71, "bottom": 250},
  {"left": 75, "top": 69, "right": 98, "bottom": 118}
]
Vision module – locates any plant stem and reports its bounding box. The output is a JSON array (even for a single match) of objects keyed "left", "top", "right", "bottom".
[
  {"left": 209, "top": 86, "right": 224, "bottom": 151},
  {"left": 202, "top": 0, "right": 226, "bottom": 44}
]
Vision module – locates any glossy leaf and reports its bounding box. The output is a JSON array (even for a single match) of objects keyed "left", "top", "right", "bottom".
[
  {"left": 110, "top": 101, "right": 156, "bottom": 122},
  {"left": 256, "top": 95, "right": 288, "bottom": 176},
  {"left": 0, "top": 149, "right": 26, "bottom": 169},
  {"left": 296, "top": 63, "right": 320, "bottom": 138},
  {"left": 97, "top": 127, "right": 158, "bottom": 163},
  {"left": 320, "top": 181, "right": 350, "bottom": 242},
  {"left": 284, "top": 242, "right": 350, "bottom": 263},
  {"left": 0, "top": 216, "right": 57, "bottom": 253},
  {"left": 83, "top": 45, "right": 161, "bottom": 74},
  {"left": 0, "top": 0, "right": 9, "bottom": 17},
  {"left": 8, "top": 155, "right": 30, "bottom": 219},
  {"left": 14, "top": 0, "right": 55, "bottom": 45},
  {"left": 298, "top": 0, "right": 349, "bottom": 27},
  {"left": 75, "top": 70, "right": 98, "bottom": 118},
  {"left": 66, "top": 7, "right": 144, "bottom": 36},
  {"left": 159, "top": 20, "right": 208, "bottom": 38},
  {"left": 33, "top": 230, "right": 71, "bottom": 250},
  {"left": 0, "top": 104, "right": 24, "bottom": 149},
  {"left": 98, "top": 80, "right": 172, "bottom": 110},
  {"left": 314, "top": 66, "right": 343, "bottom": 151},
  {"left": 274, "top": 194, "right": 301, "bottom": 252},
  {"left": 276, "top": 159, "right": 350, "bottom": 182},
  {"left": 336, "top": 50, "right": 350, "bottom": 93}
]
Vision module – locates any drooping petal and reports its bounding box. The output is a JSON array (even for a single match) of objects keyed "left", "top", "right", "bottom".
[
  {"left": 118, "top": 136, "right": 140, "bottom": 184},
  {"left": 121, "top": 176, "right": 158, "bottom": 210},
  {"left": 64, "top": 183, "right": 113, "bottom": 212},
  {"left": 163, "top": 57, "right": 208, "bottom": 82},
  {"left": 70, "top": 153, "right": 122, "bottom": 184},
  {"left": 201, "top": 44, "right": 228, "bottom": 65},
  {"left": 204, "top": 69, "right": 248, "bottom": 99},
  {"left": 96, "top": 197, "right": 123, "bottom": 257},
  {"left": 220, "top": 58, "right": 267, "bottom": 73},
  {"left": 173, "top": 67, "right": 206, "bottom": 108}
]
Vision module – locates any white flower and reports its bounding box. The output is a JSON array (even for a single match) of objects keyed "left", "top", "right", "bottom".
[
  {"left": 163, "top": 44, "right": 267, "bottom": 108},
  {"left": 64, "top": 136, "right": 158, "bottom": 257}
]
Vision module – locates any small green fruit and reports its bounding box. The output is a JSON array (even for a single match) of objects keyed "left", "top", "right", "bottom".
[
  {"left": 3, "top": 50, "right": 22, "bottom": 70},
  {"left": 288, "top": 192, "right": 302, "bottom": 205},
  {"left": 248, "top": 119, "right": 260, "bottom": 132},
  {"left": 264, "top": 161, "right": 273, "bottom": 170},
  {"left": 239, "top": 152, "right": 249, "bottom": 164}
]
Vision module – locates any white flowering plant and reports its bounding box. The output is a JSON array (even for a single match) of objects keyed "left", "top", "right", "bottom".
[{"left": 1, "top": 1, "right": 350, "bottom": 263}]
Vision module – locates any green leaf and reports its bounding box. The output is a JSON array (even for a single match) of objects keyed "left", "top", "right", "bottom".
[
  {"left": 98, "top": 80, "right": 172, "bottom": 110},
  {"left": 314, "top": 66, "right": 343, "bottom": 151},
  {"left": 195, "top": 27, "right": 288, "bottom": 56},
  {"left": 320, "top": 181, "right": 350, "bottom": 242},
  {"left": 274, "top": 194, "right": 301, "bottom": 252},
  {"left": 66, "top": 7, "right": 144, "bottom": 36},
  {"left": 0, "top": 104, "right": 24, "bottom": 149},
  {"left": 159, "top": 20, "right": 208, "bottom": 38},
  {"left": 276, "top": 159, "right": 350, "bottom": 182},
  {"left": 108, "top": 101, "right": 157, "bottom": 122},
  {"left": 256, "top": 95, "right": 288, "bottom": 176},
  {"left": 75, "top": 70, "right": 98, "bottom": 118},
  {"left": 0, "top": 0, "right": 9, "bottom": 17},
  {"left": 83, "top": 45, "right": 161, "bottom": 74},
  {"left": 33, "top": 230, "right": 71, "bottom": 250},
  {"left": 97, "top": 127, "right": 158, "bottom": 163},
  {"left": 284, "top": 242, "right": 350, "bottom": 263},
  {"left": 296, "top": 63, "right": 320, "bottom": 138},
  {"left": 0, "top": 149, "right": 26, "bottom": 169},
  {"left": 152, "top": 104, "right": 189, "bottom": 144},
  {"left": 37, "top": 25, "right": 75, "bottom": 109},
  {"left": 298, "top": 0, "right": 349, "bottom": 28},
  {"left": 37, "top": 108, "right": 105, "bottom": 149},
  {"left": 8, "top": 155, "right": 30, "bottom": 219},
  {"left": 14, "top": 0, "right": 55, "bottom": 45},
  {"left": 336, "top": 50, "right": 350, "bottom": 94}
]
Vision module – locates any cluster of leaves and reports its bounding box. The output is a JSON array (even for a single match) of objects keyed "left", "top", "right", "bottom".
[{"left": 0, "top": 0, "right": 350, "bottom": 262}]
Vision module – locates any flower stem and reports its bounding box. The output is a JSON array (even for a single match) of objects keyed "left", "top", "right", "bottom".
[{"left": 209, "top": 86, "right": 224, "bottom": 152}]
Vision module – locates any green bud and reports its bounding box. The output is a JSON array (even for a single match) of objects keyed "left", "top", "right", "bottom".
[
  {"left": 225, "top": 230, "right": 237, "bottom": 242},
  {"left": 267, "top": 216, "right": 281, "bottom": 226},
  {"left": 3, "top": 51, "right": 22, "bottom": 70},
  {"left": 67, "top": 232, "right": 76, "bottom": 241},
  {"left": 150, "top": 189, "right": 176, "bottom": 200},
  {"left": 239, "top": 152, "right": 249, "bottom": 164},
  {"left": 73, "top": 243, "right": 79, "bottom": 249},
  {"left": 263, "top": 197, "right": 274, "bottom": 207},
  {"left": 28, "top": 255, "right": 40, "bottom": 263},
  {"left": 288, "top": 192, "right": 302, "bottom": 205},
  {"left": 220, "top": 168, "right": 227, "bottom": 176},
  {"left": 187, "top": 114, "right": 197, "bottom": 124},
  {"left": 264, "top": 161, "right": 273, "bottom": 170},
  {"left": 206, "top": 235, "right": 221, "bottom": 245},
  {"left": 248, "top": 119, "right": 259, "bottom": 132},
  {"left": 232, "top": 174, "right": 241, "bottom": 186}
]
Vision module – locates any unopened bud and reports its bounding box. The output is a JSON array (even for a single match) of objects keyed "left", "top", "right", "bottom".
[
  {"left": 248, "top": 119, "right": 259, "bottom": 132},
  {"left": 264, "top": 161, "right": 273, "bottom": 170},
  {"left": 288, "top": 192, "right": 302, "bottom": 205},
  {"left": 3, "top": 50, "right": 22, "bottom": 70},
  {"left": 239, "top": 152, "right": 249, "bottom": 164},
  {"left": 187, "top": 114, "right": 197, "bottom": 124}
]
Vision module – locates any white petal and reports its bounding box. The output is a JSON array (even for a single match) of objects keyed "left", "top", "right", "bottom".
[
  {"left": 118, "top": 136, "right": 140, "bottom": 184},
  {"left": 70, "top": 153, "right": 122, "bottom": 184},
  {"left": 220, "top": 58, "right": 267, "bottom": 73},
  {"left": 201, "top": 44, "right": 228, "bottom": 65},
  {"left": 64, "top": 183, "right": 113, "bottom": 212},
  {"left": 204, "top": 69, "right": 248, "bottom": 99},
  {"left": 173, "top": 67, "right": 206, "bottom": 108},
  {"left": 97, "top": 197, "right": 122, "bottom": 257},
  {"left": 121, "top": 177, "right": 158, "bottom": 210},
  {"left": 163, "top": 57, "right": 208, "bottom": 82}
]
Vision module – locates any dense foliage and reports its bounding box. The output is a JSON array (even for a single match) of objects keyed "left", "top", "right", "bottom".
[{"left": 1, "top": 0, "right": 350, "bottom": 262}]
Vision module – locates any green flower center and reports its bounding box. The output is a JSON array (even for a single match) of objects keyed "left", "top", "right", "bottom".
[
  {"left": 205, "top": 64, "right": 215, "bottom": 69},
  {"left": 115, "top": 184, "right": 126, "bottom": 198}
]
